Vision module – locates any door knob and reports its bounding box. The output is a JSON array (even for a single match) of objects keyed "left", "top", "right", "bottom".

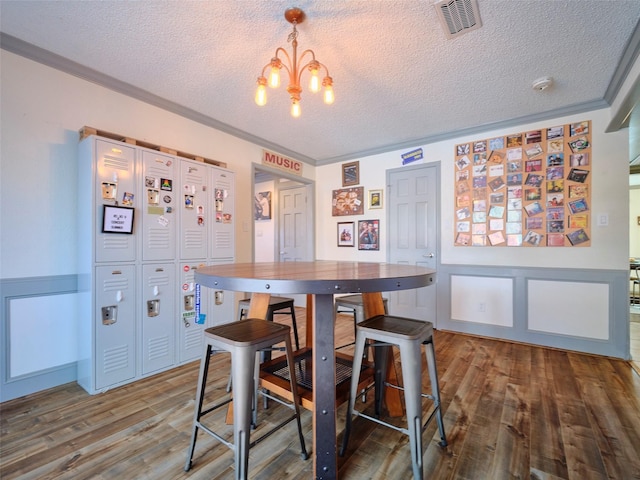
[{"left": 423, "top": 253, "right": 435, "bottom": 258}]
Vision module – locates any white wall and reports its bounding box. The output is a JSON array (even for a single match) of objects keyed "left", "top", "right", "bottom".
[
  {"left": 0, "top": 50, "right": 316, "bottom": 279},
  {"left": 316, "top": 108, "right": 629, "bottom": 270}
]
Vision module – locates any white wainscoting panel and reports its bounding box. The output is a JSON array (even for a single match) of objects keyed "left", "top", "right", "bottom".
[
  {"left": 9, "top": 293, "right": 79, "bottom": 377},
  {"left": 527, "top": 280, "right": 609, "bottom": 339},
  {"left": 451, "top": 275, "right": 514, "bottom": 327}
]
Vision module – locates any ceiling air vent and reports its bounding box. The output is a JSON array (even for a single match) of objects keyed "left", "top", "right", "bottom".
[{"left": 434, "top": 0, "right": 482, "bottom": 39}]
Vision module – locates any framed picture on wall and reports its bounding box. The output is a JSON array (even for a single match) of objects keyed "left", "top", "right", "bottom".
[
  {"left": 368, "top": 189, "right": 383, "bottom": 209},
  {"left": 358, "top": 219, "right": 380, "bottom": 250},
  {"left": 337, "top": 222, "right": 355, "bottom": 247},
  {"left": 332, "top": 187, "right": 364, "bottom": 216},
  {"left": 255, "top": 191, "right": 272, "bottom": 220},
  {"left": 342, "top": 161, "right": 360, "bottom": 186}
]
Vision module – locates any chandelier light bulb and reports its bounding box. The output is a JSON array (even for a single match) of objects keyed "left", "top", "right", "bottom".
[
  {"left": 269, "top": 63, "right": 281, "bottom": 88},
  {"left": 291, "top": 100, "right": 301, "bottom": 118},
  {"left": 255, "top": 78, "right": 267, "bottom": 106},
  {"left": 323, "top": 77, "right": 335, "bottom": 105},
  {"left": 309, "top": 70, "right": 320, "bottom": 93}
]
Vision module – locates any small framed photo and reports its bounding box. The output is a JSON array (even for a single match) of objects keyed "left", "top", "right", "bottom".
[
  {"left": 368, "top": 189, "right": 383, "bottom": 209},
  {"left": 337, "top": 222, "right": 355, "bottom": 247},
  {"left": 358, "top": 219, "right": 380, "bottom": 251},
  {"left": 342, "top": 161, "right": 360, "bottom": 187},
  {"left": 102, "top": 204, "right": 135, "bottom": 234}
]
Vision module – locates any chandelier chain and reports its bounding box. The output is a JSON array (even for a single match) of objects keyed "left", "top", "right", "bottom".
[{"left": 288, "top": 23, "right": 298, "bottom": 44}]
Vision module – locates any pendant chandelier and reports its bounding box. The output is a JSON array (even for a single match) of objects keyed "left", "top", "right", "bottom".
[{"left": 254, "top": 7, "right": 334, "bottom": 118}]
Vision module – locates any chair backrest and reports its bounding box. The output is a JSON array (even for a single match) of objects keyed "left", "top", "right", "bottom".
[
  {"left": 362, "top": 292, "right": 386, "bottom": 320},
  {"left": 246, "top": 292, "right": 270, "bottom": 320}
]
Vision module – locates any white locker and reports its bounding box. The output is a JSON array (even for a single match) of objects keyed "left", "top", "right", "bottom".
[
  {"left": 206, "top": 258, "right": 235, "bottom": 328},
  {"left": 141, "top": 264, "right": 175, "bottom": 374},
  {"left": 94, "top": 139, "right": 137, "bottom": 263},
  {"left": 178, "top": 261, "right": 209, "bottom": 363},
  {"left": 93, "top": 265, "right": 136, "bottom": 391},
  {"left": 210, "top": 168, "right": 235, "bottom": 260},
  {"left": 78, "top": 134, "right": 235, "bottom": 394},
  {"left": 179, "top": 160, "right": 209, "bottom": 260},
  {"left": 140, "top": 150, "right": 177, "bottom": 262}
]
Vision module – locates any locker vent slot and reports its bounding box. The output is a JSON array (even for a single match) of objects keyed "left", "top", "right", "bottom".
[
  {"left": 147, "top": 229, "right": 171, "bottom": 249},
  {"left": 147, "top": 273, "right": 170, "bottom": 287},
  {"left": 215, "top": 179, "right": 232, "bottom": 190},
  {"left": 183, "top": 271, "right": 195, "bottom": 283},
  {"left": 147, "top": 164, "right": 171, "bottom": 177},
  {"left": 102, "top": 156, "right": 130, "bottom": 171},
  {"left": 102, "top": 235, "right": 131, "bottom": 250},
  {"left": 103, "top": 345, "right": 129, "bottom": 373},
  {"left": 103, "top": 277, "right": 130, "bottom": 292},
  {"left": 215, "top": 231, "right": 232, "bottom": 249},
  {"left": 185, "top": 329, "right": 202, "bottom": 350},
  {"left": 183, "top": 229, "right": 204, "bottom": 248},
  {"left": 184, "top": 173, "right": 201, "bottom": 185},
  {"left": 148, "top": 336, "right": 170, "bottom": 360}
]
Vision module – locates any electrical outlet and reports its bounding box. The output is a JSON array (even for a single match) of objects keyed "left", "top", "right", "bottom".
[{"left": 479, "top": 302, "right": 486, "bottom": 313}]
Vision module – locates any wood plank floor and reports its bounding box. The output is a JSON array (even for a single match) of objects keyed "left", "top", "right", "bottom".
[{"left": 2, "top": 308, "right": 640, "bottom": 479}]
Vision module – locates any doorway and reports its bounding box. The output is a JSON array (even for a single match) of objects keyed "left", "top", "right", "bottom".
[{"left": 251, "top": 164, "right": 314, "bottom": 263}]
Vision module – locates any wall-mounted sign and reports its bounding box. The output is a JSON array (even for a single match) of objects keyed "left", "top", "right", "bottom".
[
  {"left": 402, "top": 148, "right": 423, "bottom": 165},
  {"left": 262, "top": 150, "right": 303, "bottom": 175}
]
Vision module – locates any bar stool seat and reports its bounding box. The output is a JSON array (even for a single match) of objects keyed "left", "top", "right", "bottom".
[
  {"left": 335, "top": 294, "right": 388, "bottom": 351},
  {"left": 239, "top": 296, "right": 300, "bottom": 350},
  {"left": 340, "top": 314, "right": 447, "bottom": 480},
  {"left": 185, "top": 318, "right": 307, "bottom": 479}
]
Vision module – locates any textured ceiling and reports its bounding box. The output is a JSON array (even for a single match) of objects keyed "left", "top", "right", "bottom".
[{"left": 1, "top": 1, "right": 639, "bottom": 166}]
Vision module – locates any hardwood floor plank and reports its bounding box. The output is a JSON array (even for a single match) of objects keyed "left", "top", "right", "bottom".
[
  {"left": 527, "top": 348, "right": 569, "bottom": 479},
  {"left": 568, "top": 354, "right": 640, "bottom": 479},
  {"left": 550, "top": 350, "right": 609, "bottom": 479},
  {"left": 2, "top": 315, "right": 640, "bottom": 480},
  {"left": 489, "top": 382, "right": 531, "bottom": 479}
]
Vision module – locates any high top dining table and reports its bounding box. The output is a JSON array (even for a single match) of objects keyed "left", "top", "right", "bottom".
[{"left": 195, "top": 260, "right": 436, "bottom": 479}]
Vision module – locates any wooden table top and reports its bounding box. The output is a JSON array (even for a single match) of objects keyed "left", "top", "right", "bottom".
[{"left": 195, "top": 260, "right": 436, "bottom": 295}]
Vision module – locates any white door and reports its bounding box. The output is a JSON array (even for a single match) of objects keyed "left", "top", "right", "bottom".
[
  {"left": 279, "top": 185, "right": 311, "bottom": 262},
  {"left": 387, "top": 163, "right": 439, "bottom": 323}
]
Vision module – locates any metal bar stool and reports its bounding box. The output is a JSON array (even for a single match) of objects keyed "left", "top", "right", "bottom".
[
  {"left": 185, "top": 295, "right": 307, "bottom": 479},
  {"left": 340, "top": 294, "right": 447, "bottom": 480},
  {"left": 334, "top": 294, "right": 387, "bottom": 351},
  {"left": 239, "top": 296, "right": 300, "bottom": 350},
  {"left": 631, "top": 265, "right": 639, "bottom": 306},
  {"left": 228, "top": 296, "right": 301, "bottom": 396}
]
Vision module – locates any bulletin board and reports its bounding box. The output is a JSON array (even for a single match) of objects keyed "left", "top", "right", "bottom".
[{"left": 454, "top": 120, "right": 591, "bottom": 247}]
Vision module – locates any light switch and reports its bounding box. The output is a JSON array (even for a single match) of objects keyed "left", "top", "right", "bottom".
[{"left": 597, "top": 213, "right": 609, "bottom": 226}]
